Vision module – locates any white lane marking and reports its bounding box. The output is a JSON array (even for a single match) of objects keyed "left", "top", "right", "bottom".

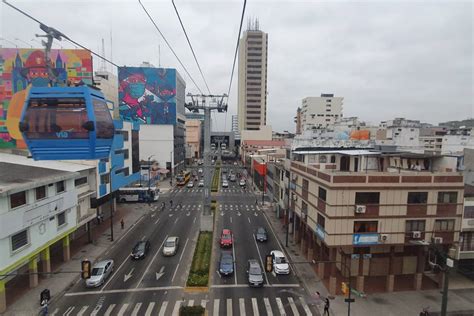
[
  {"left": 172, "top": 300, "right": 181, "bottom": 316},
  {"left": 264, "top": 298, "right": 273, "bottom": 316},
  {"left": 253, "top": 234, "right": 270, "bottom": 285},
  {"left": 193, "top": 217, "right": 196, "bottom": 224},
  {"left": 172, "top": 238, "right": 189, "bottom": 283},
  {"left": 141, "top": 235, "right": 146, "bottom": 241},
  {"left": 188, "top": 299, "right": 194, "bottom": 306},
  {"left": 239, "top": 298, "right": 246, "bottom": 316},
  {"left": 50, "top": 308, "right": 59, "bottom": 316},
  {"left": 65, "top": 286, "right": 183, "bottom": 296},
  {"left": 155, "top": 218, "right": 160, "bottom": 225},
  {"left": 213, "top": 298, "right": 220, "bottom": 316},
  {"left": 102, "top": 249, "right": 132, "bottom": 291},
  {"left": 174, "top": 217, "right": 179, "bottom": 224},
  {"left": 208, "top": 283, "right": 301, "bottom": 288},
  {"left": 299, "top": 297, "right": 312, "bottom": 316},
  {"left": 288, "top": 297, "right": 299, "bottom": 316},
  {"left": 158, "top": 301, "right": 168, "bottom": 316},
  {"left": 201, "top": 300, "right": 207, "bottom": 309},
  {"left": 230, "top": 216, "right": 232, "bottom": 223},
  {"left": 252, "top": 298, "right": 260, "bottom": 316},
  {"left": 276, "top": 298, "right": 286, "bottom": 316},
  {"left": 144, "top": 302, "right": 155, "bottom": 316},
  {"left": 103, "top": 304, "right": 116, "bottom": 316},
  {"left": 117, "top": 303, "right": 129, "bottom": 316},
  {"left": 63, "top": 306, "right": 75, "bottom": 316},
  {"left": 232, "top": 239, "right": 237, "bottom": 285},
  {"left": 76, "top": 306, "right": 88, "bottom": 316},
  {"left": 248, "top": 217, "right": 251, "bottom": 223},
  {"left": 131, "top": 302, "right": 142, "bottom": 316},
  {"left": 227, "top": 298, "right": 233, "bottom": 316},
  {"left": 135, "top": 234, "right": 168, "bottom": 288}
]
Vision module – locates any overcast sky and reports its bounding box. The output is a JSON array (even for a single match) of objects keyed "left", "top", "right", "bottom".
[{"left": 1, "top": 0, "right": 472, "bottom": 132}]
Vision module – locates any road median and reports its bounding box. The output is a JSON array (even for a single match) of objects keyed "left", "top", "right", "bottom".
[{"left": 185, "top": 231, "right": 213, "bottom": 290}]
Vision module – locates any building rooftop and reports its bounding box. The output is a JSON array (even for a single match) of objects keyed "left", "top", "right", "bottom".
[
  {"left": 243, "top": 140, "right": 286, "bottom": 147},
  {"left": 0, "top": 153, "right": 95, "bottom": 172}
]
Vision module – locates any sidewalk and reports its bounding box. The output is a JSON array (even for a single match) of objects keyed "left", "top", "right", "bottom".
[
  {"left": 1, "top": 204, "right": 148, "bottom": 316},
  {"left": 261, "top": 204, "right": 474, "bottom": 316}
]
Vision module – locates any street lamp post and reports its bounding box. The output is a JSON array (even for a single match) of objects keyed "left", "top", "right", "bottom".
[
  {"left": 109, "top": 165, "right": 118, "bottom": 242},
  {"left": 170, "top": 151, "right": 174, "bottom": 185},
  {"left": 147, "top": 155, "right": 155, "bottom": 202}
]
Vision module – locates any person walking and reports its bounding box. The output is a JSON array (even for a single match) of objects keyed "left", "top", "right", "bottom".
[
  {"left": 323, "top": 297, "right": 330, "bottom": 316},
  {"left": 120, "top": 218, "right": 124, "bottom": 230}
]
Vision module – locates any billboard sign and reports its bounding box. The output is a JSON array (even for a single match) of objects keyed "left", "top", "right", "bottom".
[{"left": 353, "top": 233, "right": 379, "bottom": 245}]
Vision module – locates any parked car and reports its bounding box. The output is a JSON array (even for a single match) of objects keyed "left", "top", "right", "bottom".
[
  {"left": 220, "top": 229, "right": 233, "bottom": 248},
  {"left": 85, "top": 260, "right": 114, "bottom": 287},
  {"left": 230, "top": 174, "right": 236, "bottom": 182},
  {"left": 239, "top": 179, "right": 246, "bottom": 187},
  {"left": 270, "top": 250, "right": 290, "bottom": 275},
  {"left": 163, "top": 236, "right": 180, "bottom": 256},
  {"left": 255, "top": 227, "right": 268, "bottom": 242},
  {"left": 187, "top": 181, "right": 194, "bottom": 188},
  {"left": 222, "top": 180, "right": 229, "bottom": 188},
  {"left": 247, "top": 259, "right": 264, "bottom": 287},
  {"left": 130, "top": 240, "right": 150, "bottom": 260},
  {"left": 198, "top": 159, "right": 203, "bottom": 165},
  {"left": 198, "top": 168, "right": 203, "bottom": 174},
  {"left": 219, "top": 251, "right": 234, "bottom": 276},
  {"left": 198, "top": 179, "right": 204, "bottom": 187}
]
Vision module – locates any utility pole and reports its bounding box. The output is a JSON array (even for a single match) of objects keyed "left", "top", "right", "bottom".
[{"left": 186, "top": 94, "right": 227, "bottom": 231}]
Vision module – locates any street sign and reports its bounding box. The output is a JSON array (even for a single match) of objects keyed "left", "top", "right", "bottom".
[{"left": 344, "top": 298, "right": 355, "bottom": 303}]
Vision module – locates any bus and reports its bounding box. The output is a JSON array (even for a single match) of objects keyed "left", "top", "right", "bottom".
[
  {"left": 118, "top": 187, "right": 159, "bottom": 203},
  {"left": 176, "top": 171, "right": 191, "bottom": 186},
  {"left": 221, "top": 143, "right": 227, "bottom": 150}
]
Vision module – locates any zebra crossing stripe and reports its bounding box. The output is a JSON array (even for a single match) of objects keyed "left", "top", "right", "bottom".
[
  {"left": 172, "top": 301, "right": 181, "bottom": 316},
  {"left": 227, "top": 298, "right": 233, "bottom": 316},
  {"left": 104, "top": 304, "right": 115, "bottom": 316},
  {"left": 63, "top": 306, "right": 75, "bottom": 316},
  {"left": 213, "top": 299, "right": 220, "bottom": 316},
  {"left": 117, "top": 303, "right": 129, "bottom": 316},
  {"left": 76, "top": 306, "right": 88, "bottom": 316},
  {"left": 201, "top": 299, "right": 207, "bottom": 309},
  {"left": 299, "top": 297, "right": 312, "bottom": 316},
  {"left": 264, "top": 298, "right": 273, "bottom": 316},
  {"left": 50, "top": 308, "right": 59, "bottom": 316},
  {"left": 288, "top": 297, "right": 299, "bottom": 316},
  {"left": 188, "top": 300, "right": 194, "bottom": 307},
  {"left": 239, "top": 298, "right": 246, "bottom": 316},
  {"left": 158, "top": 301, "right": 168, "bottom": 316},
  {"left": 252, "top": 298, "right": 259, "bottom": 316},
  {"left": 144, "top": 302, "right": 155, "bottom": 316},
  {"left": 131, "top": 302, "right": 142, "bottom": 316},
  {"left": 276, "top": 298, "right": 286, "bottom": 316}
]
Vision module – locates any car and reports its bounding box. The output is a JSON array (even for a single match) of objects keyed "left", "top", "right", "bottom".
[
  {"left": 230, "top": 174, "right": 236, "bottom": 182},
  {"left": 85, "top": 260, "right": 114, "bottom": 287},
  {"left": 255, "top": 227, "right": 268, "bottom": 242},
  {"left": 130, "top": 240, "right": 150, "bottom": 259},
  {"left": 198, "top": 179, "right": 204, "bottom": 187},
  {"left": 187, "top": 181, "right": 194, "bottom": 188},
  {"left": 211, "top": 160, "right": 215, "bottom": 165},
  {"left": 220, "top": 229, "right": 233, "bottom": 248},
  {"left": 198, "top": 168, "right": 203, "bottom": 174},
  {"left": 234, "top": 162, "right": 238, "bottom": 166},
  {"left": 270, "top": 250, "right": 290, "bottom": 275},
  {"left": 219, "top": 251, "right": 234, "bottom": 276},
  {"left": 163, "top": 236, "right": 179, "bottom": 256},
  {"left": 222, "top": 180, "right": 229, "bottom": 188},
  {"left": 247, "top": 259, "right": 264, "bottom": 287},
  {"left": 222, "top": 168, "right": 227, "bottom": 174},
  {"left": 198, "top": 159, "right": 203, "bottom": 165},
  {"left": 239, "top": 179, "right": 246, "bottom": 187},
  {"left": 222, "top": 175, "right": 227, "bottom": 181}
]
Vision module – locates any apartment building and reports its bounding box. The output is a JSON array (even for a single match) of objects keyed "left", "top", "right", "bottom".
[
  {"left": 300, "top": 94, "right": 343, "bottom": 130},
  {"left": 288, "top": 148, "right": 463, "bottom": 294},
  {"left": 185, "top": 120, "right": 201, "bottom": 160}
]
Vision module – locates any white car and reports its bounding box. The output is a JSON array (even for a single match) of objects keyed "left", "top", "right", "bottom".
[
  {"left": 187, "top": 181, "right": 194, "bottom": 188},
  {"left": 198, "top": 168, "right": 203, "bottom": 174},
  {"left": 85, "top": 260, "right": 114, "bottom": 287},
  {"left": 163, "top": 236, "right": 179, "bottom": 256},
  {"left": 222, "top": 180, "right": 229, "bottom": 188},
  {"left": 198, "top": 180, "right": 204, "bottom": 187},
  {"left": 270, "top": 250, "right": 290, "bottom": 275},
  {"left": 239, "top": 179, "right": 246, "bottom": 187}
]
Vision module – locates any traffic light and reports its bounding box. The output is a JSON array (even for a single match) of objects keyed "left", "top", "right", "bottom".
[
  {"left": 265, "top": 255, "right": 273, "bottom": 272},
  {"left": 341, "top": 282, "right": 349, "bottom": 296},
  {"left": 81, "top": 260, "right": 91, "bottom": 279}
]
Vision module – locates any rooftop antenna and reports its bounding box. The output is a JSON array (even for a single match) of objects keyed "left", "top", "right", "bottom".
[
  {"left": 109, "top": 29, "right": 113, "bottom": 73},
  {"left": 100, "top": 38, "right": 106, "bottom": 71},
  {"left": 158, "top": 44, "right": 161, "bottom": 67}
]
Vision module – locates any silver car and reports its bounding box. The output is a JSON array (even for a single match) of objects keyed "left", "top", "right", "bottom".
[
  {"left": 247, "top": 259, "right": 264, "bottom": 287},
  {"left": 163, "top": 236, "right": 179, "bottom": 256},
  {"left": 85, "top": 260, "right": 114, "bottom": 288}
]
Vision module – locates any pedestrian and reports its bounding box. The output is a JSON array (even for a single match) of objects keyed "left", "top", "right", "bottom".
[
  {"left": 120, "top": 218, "right": 124, "bottom": 229},
  {"left": 255, "top": 198, "right": 258, "bottom": 206},
  {"left": 40, "top": 300, "right": 48, "bottom": 316},
  {"left": 323, "top": 297, "right": 330, "bottom": 316},
  {"left": 170, "top": 200, "right": 173, "bottom": 207},
  {"left": 96, "top": 215, "right": 101, "bottom": 225}
]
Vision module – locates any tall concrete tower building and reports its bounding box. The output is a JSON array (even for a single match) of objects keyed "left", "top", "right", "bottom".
[{"left": 237, "top": 19, "right": 268, "bottom": 131}]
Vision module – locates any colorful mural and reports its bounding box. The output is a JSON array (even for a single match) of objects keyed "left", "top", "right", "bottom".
[
  {"left": 118, "top": 67, "right": 177, "bottom": 125},
  {"left": 0, "top": 48, "right": 93, "bottom": 148}
]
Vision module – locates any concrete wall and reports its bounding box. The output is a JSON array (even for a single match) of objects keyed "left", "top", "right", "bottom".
[
  {"left": 139, "top": 124, "right": 174, "bottom": 171},
  {"left": 241, "top": 125, "right": 273, "bottom": 141}
]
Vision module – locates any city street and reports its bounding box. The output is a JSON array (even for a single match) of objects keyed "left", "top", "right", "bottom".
[{"left": 49, "top": 164, "right": 319, "bottom": 316}]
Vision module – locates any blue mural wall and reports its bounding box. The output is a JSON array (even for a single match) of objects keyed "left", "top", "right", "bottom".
[{"left": 118, "top": 67, "right": 177, "bottom": 125}]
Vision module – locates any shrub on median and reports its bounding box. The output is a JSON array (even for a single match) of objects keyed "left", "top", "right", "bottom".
[{"left": 187, "top": 232, "right": 212, "bottom": 287}]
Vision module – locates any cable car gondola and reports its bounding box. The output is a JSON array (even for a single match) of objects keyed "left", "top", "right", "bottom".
[{"left": 19, "top": 85, "right": 115, "bottom": 160}]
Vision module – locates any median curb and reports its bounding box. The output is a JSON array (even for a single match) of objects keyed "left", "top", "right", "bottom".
[{"left": 183, "top": 286, "right": 209, "bottom": 293}]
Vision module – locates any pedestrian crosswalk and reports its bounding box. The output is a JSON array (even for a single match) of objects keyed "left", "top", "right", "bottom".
[
  {"left": 219, "top": 204, "right": 260, "bottom": 211},
  {"left": 170, "top": 188, "right": 248, "bottom": 194},
  {"left": 52, "top": 296, "right": 316, "bottom": 316}
]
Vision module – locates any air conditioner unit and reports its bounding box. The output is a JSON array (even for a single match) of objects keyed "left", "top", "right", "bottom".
[
  {"left": 379, "top": 234, "right": 388, "bottom": 242},
  {"left": 355, "top": 205, "right": 366, "bottom": 214},
  {"left": 412, "top": 231, "right": 422, "bottom": 239},
  {"left": 432, "top": 236, "right": 443, "bottom": 244}
]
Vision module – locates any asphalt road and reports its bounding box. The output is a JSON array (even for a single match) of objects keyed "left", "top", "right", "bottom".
[{"left": 50, "top": 162, "right": 320, "bottom": 316}]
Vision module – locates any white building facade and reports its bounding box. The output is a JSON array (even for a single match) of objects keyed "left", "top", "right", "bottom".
[{"left": 301, "top": 94, "right": 343, "bottom": 130}]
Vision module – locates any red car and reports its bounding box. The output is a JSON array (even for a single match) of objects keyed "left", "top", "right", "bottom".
[{"left": 220, "top": 229, "right": 233, "bottom": 248}]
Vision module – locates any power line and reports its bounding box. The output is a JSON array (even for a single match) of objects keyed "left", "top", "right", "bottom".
[
  {"left": 171, "top": 0, "right": 211, "bottom": 95},
  {"left": 224, "top": 0, "right": 247, "bottom": 131},
  {"left": 138, "top": 0, "right": 203, "bottom": 94}
]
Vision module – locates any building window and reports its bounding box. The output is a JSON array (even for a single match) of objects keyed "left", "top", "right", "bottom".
[
  {"left": 101, "top": 173, "right": 110, "bottom": 184},
  {"left": 317, "top": 213, "right": 325, "bottom": 228},
  {"left": 57, "top": 211, "right": 66, "bottom": 227},
  {"left": 319, "top": 155, "right": 327, "bottom": 163},
  {"left": 464, "top": 206, "right": 474, "bottom": 219},
  {"left": 10, "top": 191, "right": 26, "bottom": 209},
  {"left": 330, "top": 155, "right": 336, "bottom": 163},
  {"left": 56, "top": 181, "right": 65, "bottom": 193},
  {"left": 318, "top": 187, "right": 327, "bottom": 202},
  {"left": 35, "top": 186, "right": 47, "bottom": 200},
  {"left": 406, "top": 220, "right": 426, "bottom": 232},
  {"left": 407, "top": 192, "right": 428, "bottom": 204},
  {"left": 434, "top": 219, "right": 455, "bottom": 231},
  {"left": 354, "top": 221, "right": 378, "bottom": 233},
  {"left": 11, "top": 229, "right": 28, "bottom": 252},
  {"left": 437, "top": 192, "right": 457, "bottom": 204},
  {"left": 355, "top": 192, "right": 380, "bottom": 205},
  {"left": 74, "top": 177, "right": 88, "bottom": 187}
]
